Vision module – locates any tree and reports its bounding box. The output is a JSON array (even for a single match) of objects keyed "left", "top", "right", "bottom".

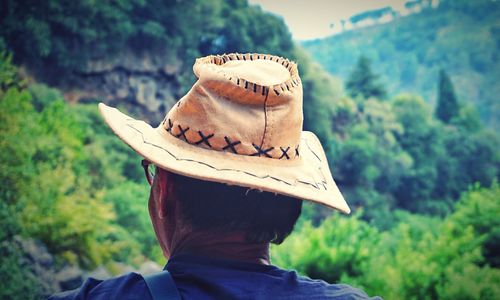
[
  {"left": 392, "top": 94, "right": 443, "bottom": 212},
  {"left": 346, "top": 55, "right": 387, "bottom": 100},
  {"left": 435, "top": 69, "right": 460, "bottom": 123}
]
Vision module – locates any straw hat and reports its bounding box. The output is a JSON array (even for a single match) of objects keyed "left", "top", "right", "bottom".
[{"left": 99, "top": 53, "right": 350, "bottom": 214}]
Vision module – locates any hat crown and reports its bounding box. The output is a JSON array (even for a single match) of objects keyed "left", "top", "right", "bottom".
[{"left": 161, "top": 53, "right": 303, "bottom": 159}]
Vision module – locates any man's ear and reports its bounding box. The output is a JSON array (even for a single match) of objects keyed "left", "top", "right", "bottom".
[{"left": 156, "top": 168, "right": 175, "bottom": 219}]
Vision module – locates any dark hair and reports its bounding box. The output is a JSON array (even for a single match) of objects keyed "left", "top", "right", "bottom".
[{"left": 171, "top": 173, "right": 302, "bottom": 244}]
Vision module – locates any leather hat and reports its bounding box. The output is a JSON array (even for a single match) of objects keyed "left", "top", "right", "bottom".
[{"left": 99, "top": 53, "right": 350, "bottom": 213}]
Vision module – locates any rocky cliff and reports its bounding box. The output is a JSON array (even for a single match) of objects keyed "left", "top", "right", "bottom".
[{"left": 47, "top": 50, "right": 190, "bottom": 124}]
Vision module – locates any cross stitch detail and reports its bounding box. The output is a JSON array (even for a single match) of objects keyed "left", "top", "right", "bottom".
[
  {"left": 166, "top": 119, "right": 173, "bottom": 132},
  {"left": 222, "top": 136, "right": 241, "bottom": 154},
  {"left": 194, "top": 131, "right": 214, "bottom": 147},
  {"left": 165, "top": 122, "right": 299, "bottom": 160},
  {"left": 176, "top": 125, "right": 190, "bottom": 142},
  {"left": 251, "top": 143, "right": 274, "bottom": 158},
  {"left": 279, "top": 147, "right": 290, "bottom": 160}
]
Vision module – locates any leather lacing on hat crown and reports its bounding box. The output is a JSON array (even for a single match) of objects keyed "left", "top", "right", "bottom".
[
  {"left": 195, "top": 53, "right": 301, "bottom": 96},
  {"left": 162, "top": 118, "right": 300, "bottom": 160}
]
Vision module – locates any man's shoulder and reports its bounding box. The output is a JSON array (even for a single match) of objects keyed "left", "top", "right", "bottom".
[
  {"left": 292, "top": 273, "right": 382, "bottom": 300},
  {"left": 48, "top": 272, "right": 151, "bottom": 300}
]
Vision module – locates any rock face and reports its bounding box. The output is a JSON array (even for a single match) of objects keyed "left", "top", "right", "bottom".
[
  {"left": 13, "top": 236, "right": 56, "bottom": 295},
  {"left": 55, "top": 266, "right": 84, "bottom": 292},
  {"left": 14, "top": 236, "right": 87, "bottom": 295},
  {"left": 58, "top": 50, "right": 188, "bottom": 124}
]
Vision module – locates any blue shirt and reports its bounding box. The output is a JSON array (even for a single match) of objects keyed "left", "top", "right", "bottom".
[{"left": 50, "top": 255, "right": 381, "bottom": 299}]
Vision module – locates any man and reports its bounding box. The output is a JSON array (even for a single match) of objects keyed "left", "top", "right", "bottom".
[{"left": 51, "top": 53, "right": 380, "bottom": 299}]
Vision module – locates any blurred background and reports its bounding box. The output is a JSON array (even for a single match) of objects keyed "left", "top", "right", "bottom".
[{"left": 0, "top": 0, "right": 498, "bottom": 299}]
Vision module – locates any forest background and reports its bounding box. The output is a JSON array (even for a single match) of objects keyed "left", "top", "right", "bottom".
[{"left": 0, "top": 0, "right": 499, "bottom": 299}]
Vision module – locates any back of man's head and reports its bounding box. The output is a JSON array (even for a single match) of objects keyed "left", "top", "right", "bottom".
[{"left": 168, "top": 171, "right": 303, "bottom": 244}]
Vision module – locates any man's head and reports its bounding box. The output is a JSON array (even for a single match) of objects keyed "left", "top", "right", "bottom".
[
  {"left": 148, "top": 166, "right": 303, "bottom": 257},
  {"left": 100, "top": 53, "right": 350, "bottom": 258}
]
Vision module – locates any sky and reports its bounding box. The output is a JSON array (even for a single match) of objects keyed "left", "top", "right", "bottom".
[{"left": 248, "top": 0, "right": 408, "bottom": 40}]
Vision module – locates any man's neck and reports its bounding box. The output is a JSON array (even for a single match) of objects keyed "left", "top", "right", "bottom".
[{"left": 169, "top": 230, "right": 271, "bottom": 265}]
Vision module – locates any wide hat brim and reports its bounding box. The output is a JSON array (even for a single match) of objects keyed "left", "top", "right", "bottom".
[{"left": 99, "top": 103, "right": 350, "bottom": 214}]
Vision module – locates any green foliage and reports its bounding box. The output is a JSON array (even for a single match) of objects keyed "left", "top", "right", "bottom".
[
  {"left": 1, "top": 82, "right": 112, "bottom": 268},
  {"left": 273, "top": 185, "right": 500, "bottom": 299},
  {"left": 71, "top": 103, "right": 144, "bottom": 188},
  {"left": 0, "top": 189, "right": 44, "bottom": 299},
  {"left": 435, "top": 69, "right": 459, "bottom": 123},
  {"left": 104, "top": 182, "right": 163, "bottom": 263},
  {"left": 0, "top": 0, "right": 294, "bottom": 91},
  {"left": 0, "top": 52, "right": 46, "bottom": 299},
  {"left": 346, "top": 56, "right": 387, "bottom": 100},
  {"left": 271, "top": 212, "right": 380, "bottom": 283},
  {"left": 0, "top": 0, "right": 142, "bottom": 69},
  {"left": 212, "top": 1, "right": 293, "bottom": 57},
  {"left": 288, "top": 45, "right": 497, "bottom": 227},
  {"left": 0, "top": 54, "right": 159, "bottom": 277},
  {"left": 0, "top": 51, "right": 18, "bottom": 89},
  {"left": 391, "top": 94, "right": 443, "bottom": 211},
  {"left": 322, "top": 85, "right": 498, "bottom": 219},
  {"left": 434, "top": 126, "right": 499, "bottom": 203},
  {"left": 449, "top": 183, "right": 500, "bottom": 267},
  {"left": 303, "top": 0, "right": 500, "bottom": 129}
]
